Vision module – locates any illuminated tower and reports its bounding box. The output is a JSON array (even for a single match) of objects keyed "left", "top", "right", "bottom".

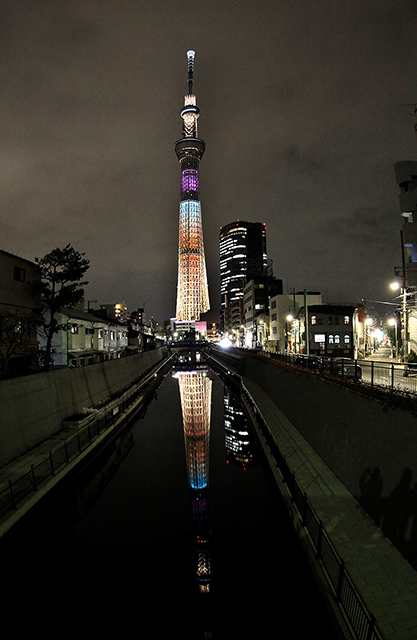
[{"left": 175, "top": 50, "right": 210, "bottom": 321}]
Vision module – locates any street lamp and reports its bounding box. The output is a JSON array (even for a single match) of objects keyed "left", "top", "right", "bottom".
[{"left": 390, "top": 280, "right": 408, "bottom": 361}]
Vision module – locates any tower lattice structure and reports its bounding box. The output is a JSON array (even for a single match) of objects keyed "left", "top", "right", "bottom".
[{"left": 174, "top": 50, "right": 210, "bottom": 321}]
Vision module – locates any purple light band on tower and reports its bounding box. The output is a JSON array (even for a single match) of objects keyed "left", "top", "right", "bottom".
[{"left": 181, "top": 169, "right": 199, "bottom": 193}]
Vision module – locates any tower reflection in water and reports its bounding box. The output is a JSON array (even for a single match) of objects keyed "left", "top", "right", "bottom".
[
  {"left": 172, "top": 354, "right": 212, "bottom": 598},
  {"left": 173, "top": 353, "right": 256, "bottom": 637}
]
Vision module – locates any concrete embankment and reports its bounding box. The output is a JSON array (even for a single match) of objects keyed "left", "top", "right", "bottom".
[
  {"left": 0, "top": 348, "right": 168, "bottom": 468},
  {"left": 210, "top": 346, "right": 417, "bottom": 640}
]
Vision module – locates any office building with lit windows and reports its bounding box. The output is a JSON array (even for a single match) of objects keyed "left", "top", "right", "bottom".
[
  {"left": 219, "top": 221, "right": 268, "bottom": 332},
  {"left": 174, "top": 51, "right": 210, "bottom": 323}
]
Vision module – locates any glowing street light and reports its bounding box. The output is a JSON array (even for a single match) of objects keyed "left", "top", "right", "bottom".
[{"left": 390, "top": 279, "right": 408, "bottom": 361}]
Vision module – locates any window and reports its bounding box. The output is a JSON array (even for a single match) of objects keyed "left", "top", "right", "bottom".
[
  {"left": 344, "top": 316, "right": 350, "bottom": 325},
  {"left": 317, "top": 316, "right": 323, "bottom": 325},
  {"left": 328, "top": 316, "right": 333, "bottom": 325},
  {"left": 70, "top": 325, "right": 79, "bottom": 334},
  {"left": 334, "top": 316, "right": 339, "bottom": 325},
  {"left": 271, "top": 300, "right": 276, "bottom": 309},
  {"left": 272, "top": 326, "right": 277, "bottom": 334},
  {"left": 344, "top": 335, "right": 350, "bottom": 344},
  {"left": 311, "top": 315, "right": 317, "bottom": 325},
  {"left": 271, "top": 313, "right": 277, "bottom": 321},
  {"left": 334, "top": 334, "right": 340, "bottom": 344},
  {"left": 328, "top": 334, "right": 334, "bottom": 344},
  {"left": 14, "top": 266, "right": 25, "bottom": 282}
]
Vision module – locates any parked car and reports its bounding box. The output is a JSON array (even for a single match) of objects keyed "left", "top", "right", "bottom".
[
  {"left": 327, "top": 358, "right": 362, "bottom": 379},
  {"left": 293, "top": 354, "right": 323, "bottom": 369}
]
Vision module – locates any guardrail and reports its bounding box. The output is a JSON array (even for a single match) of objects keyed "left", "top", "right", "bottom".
[
  {"left": 208, "top": 353, "right": 385, "bottom": 640},
  {"left": 0, "top": 357, "right": 173, "bottom": 525},
  {"left": 240, "top": 381, "right": 385, "bottom": 640},
  {"left": 263, "top": 352, "right": 417, "bottom": 396}
]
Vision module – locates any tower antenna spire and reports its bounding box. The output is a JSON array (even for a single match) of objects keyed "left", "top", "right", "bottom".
[{"left": 187, "top": 49, "right": 195, "bottom": 94}]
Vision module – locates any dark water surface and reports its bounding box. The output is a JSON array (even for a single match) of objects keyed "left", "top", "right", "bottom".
[{"left": 2, "top": 366, "right": 336, "bottom": 638}]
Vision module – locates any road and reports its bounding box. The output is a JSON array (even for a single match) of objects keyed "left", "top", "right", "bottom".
[{"left": 361, "top": 345, "right": 417, "bottom": 394}]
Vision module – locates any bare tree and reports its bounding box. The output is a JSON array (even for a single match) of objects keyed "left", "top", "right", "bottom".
[{"left": 0, "top": 309, "right": 39, "bottom": 378}]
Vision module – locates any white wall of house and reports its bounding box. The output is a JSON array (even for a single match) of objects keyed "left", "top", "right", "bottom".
[{"left": 38, "top": 308, "right": 128, "bottom": 368}]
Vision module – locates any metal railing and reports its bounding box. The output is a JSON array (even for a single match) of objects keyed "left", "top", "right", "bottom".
[
  {"left": 0, "top": 357, "right": 172, "bottom": 524},
  {"left": 240, "top": 381, "right": 385, "bottom": 640},
  {"left": 263, "top": 352, "right": 417, "bottom": 396}
]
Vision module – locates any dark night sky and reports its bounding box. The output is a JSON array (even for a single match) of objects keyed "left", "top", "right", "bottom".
[{"left": 1, "top": 0, "right": 416, "bottom": 324}]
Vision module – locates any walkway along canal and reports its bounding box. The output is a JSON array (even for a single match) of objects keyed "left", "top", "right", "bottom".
[{"left": 1, "top": 352, "right": 338, "bottom": 639}]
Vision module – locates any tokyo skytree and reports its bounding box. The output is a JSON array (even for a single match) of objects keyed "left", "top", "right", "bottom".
[{"left": 174, "top": 50, "right": 210, "bottom": 321}]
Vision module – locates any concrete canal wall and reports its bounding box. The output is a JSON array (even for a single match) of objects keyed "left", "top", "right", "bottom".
[
  {"left": 0, "top": 348, "right": 168, "bottom": 468},
  {"left": 211, "top": 346, "right": 417, "bottom": 566}
]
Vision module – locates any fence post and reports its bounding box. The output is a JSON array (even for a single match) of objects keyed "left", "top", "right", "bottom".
[
  {"left": 316, "top": 521, "right": 323, "bottom": 559},
  {"left": 302, "top": 492, "right": 308, "bottom": 526},
  {"left": 30, "top": 465, "right": 37, "bottom": 490},
  {"left": 371, "top": 361, "right": 374, "bottom": 388},
  {"left": 49, "top": 452, "right": 55, "bottom": 476},
  {"left": 290, "top": 471, "right": 296, "bottom": 501},
  {"left": 391, "top": 364, "right": 394, "bottom": 392},
  {"left": 366, "top": 613, "right": 376, "bottom": 640},
  {"left": 335, "top": 559, "right": 345, "bottom": 602},
  {"left": 8, "top": 480, "right": 16, "bottom": 510}
]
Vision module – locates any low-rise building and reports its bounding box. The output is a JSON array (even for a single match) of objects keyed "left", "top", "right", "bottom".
[
  {"left": 38, "top": 307, "right": 129, "bottom": 368},
  {"left": 269, "top": 290, "right": 322, "bottom": 353},
  {"left": 0, "top": 249, "right": 41, "bottom": 377},
  {"left": 244, "top": 275, "right": 283, "bottom": 348},
  {"left": 300, "top": 304, "right": 359, "bottom": 359}
]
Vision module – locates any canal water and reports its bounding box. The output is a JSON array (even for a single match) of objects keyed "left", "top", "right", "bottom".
[{"left": 2, "top": 361, "right": 336, "bottom": 638}]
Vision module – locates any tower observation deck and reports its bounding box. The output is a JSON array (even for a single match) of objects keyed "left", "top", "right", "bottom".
[{"left": 175, "top": 50, "right": 210, "bottom": 321}]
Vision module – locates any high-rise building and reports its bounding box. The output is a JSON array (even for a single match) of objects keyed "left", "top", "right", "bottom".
[
  {"left": 174, "top": 50, "right": 210, "bottom": 322},
  {"left": 219, "top": 220, "right": 269, "bottom": 333},
  {"left": 219, "top": 221, "right": 267, "bottom": 312}
]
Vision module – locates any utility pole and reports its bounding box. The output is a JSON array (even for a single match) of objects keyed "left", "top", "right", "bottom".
[{"left": 304, "top": 289, "right": 309, "bottom": 356}]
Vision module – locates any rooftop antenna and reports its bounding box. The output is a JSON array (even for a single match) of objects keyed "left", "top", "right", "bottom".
[{"left": 187, "top": 49, "right": 195, "bottom": 94}]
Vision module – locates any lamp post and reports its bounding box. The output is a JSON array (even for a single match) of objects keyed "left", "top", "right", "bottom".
[{"left": 390, "top": 280, "right": 408, "bottom": 361}]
